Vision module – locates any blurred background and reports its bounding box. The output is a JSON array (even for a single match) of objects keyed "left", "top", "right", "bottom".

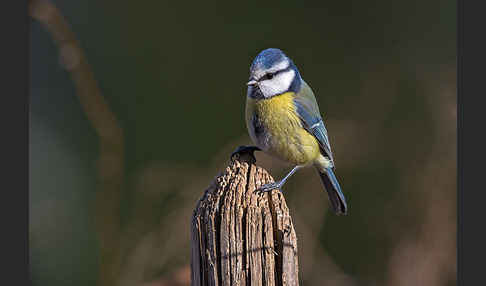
[{"left": 29, "top": 0, "right": 456, "bottom": 285}]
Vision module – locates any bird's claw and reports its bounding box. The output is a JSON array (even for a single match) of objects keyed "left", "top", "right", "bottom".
[
  {"left": 230, "top": 145, "right": 261, "bottom": 164},
  {"left": 255, "top": 182, "right": 281, "bottom": 194}
]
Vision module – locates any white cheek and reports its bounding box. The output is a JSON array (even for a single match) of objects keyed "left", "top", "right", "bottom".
[
  {"left": 276, "top": 69, "right": 295, "bottom": 90},
  {"left": 260, "top": 69, "right": 295, "bottom": 98}
]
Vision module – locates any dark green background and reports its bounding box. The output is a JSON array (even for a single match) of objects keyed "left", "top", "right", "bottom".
[{"left": 30, "top": 1, "right": 456, "bottom": 285}]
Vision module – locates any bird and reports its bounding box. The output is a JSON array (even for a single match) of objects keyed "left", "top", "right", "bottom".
[{"left": 232, "top": 48, "right": 347, "bottom": 215}]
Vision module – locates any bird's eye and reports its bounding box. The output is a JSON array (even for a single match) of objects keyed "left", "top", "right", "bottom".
[{"left": 265, "top": 73, "right": 274, "bottom": 80}]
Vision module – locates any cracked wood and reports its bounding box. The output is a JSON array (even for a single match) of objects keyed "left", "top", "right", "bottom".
[{"left": 191, "top": 153, "right": 299, "bottom": 286}]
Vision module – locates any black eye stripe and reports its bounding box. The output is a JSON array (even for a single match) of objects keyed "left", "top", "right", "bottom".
[
  {"left": 259, "top": 66, "right": 292, "bottom": 81},
  {"left": 259, "top": 72, "right": 274, "bottom": 81}
]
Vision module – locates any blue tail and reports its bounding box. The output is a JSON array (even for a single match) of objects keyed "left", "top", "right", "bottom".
[{"left": 316, "top": 167, "right": 348, "bottom": 215}]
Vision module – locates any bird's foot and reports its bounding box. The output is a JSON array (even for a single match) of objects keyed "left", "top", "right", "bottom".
[
  {"left": 230, "top": 145, "right": 261, "bottom": 164},
  {"left": 255, "top": 182, "right": 281, "bottom": 194}
]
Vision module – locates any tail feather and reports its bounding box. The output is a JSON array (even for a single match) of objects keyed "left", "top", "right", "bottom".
[{"left": 316, "top": 167, "right": 348, "bottom": 215}]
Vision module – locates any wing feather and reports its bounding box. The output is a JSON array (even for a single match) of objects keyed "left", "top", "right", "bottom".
[{"left": 293, "top": 81, "right": 335, "bottom": 165}]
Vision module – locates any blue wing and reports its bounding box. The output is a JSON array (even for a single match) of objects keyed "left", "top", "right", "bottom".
[{"left": 293, "top": 81, "right": 335, "bottom": 165}]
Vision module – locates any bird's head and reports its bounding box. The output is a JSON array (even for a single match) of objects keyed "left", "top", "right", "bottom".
[{"left": 247, "top": 48, "right": 302, "bottom": 99}]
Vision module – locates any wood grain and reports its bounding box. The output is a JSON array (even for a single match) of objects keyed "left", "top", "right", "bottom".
[{"left": 191, "top": 153, "right": 299, "bottom": 286}]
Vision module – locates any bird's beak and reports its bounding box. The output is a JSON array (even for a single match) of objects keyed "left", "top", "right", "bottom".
[{"left": 247, "top": 80, "right": 258, "bottom": 86}]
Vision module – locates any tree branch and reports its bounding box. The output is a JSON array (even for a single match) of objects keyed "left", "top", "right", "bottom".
[{"left": 29, "top": 1, "right": 124, "bottom": 286}]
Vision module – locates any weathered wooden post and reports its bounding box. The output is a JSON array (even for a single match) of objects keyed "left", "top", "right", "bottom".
[{"left": 191, "top": 152, "right": 299, "bottom": 286}]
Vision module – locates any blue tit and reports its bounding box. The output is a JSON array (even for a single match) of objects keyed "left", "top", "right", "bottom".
[{"left": 236, "top": 48, "right": 347, "bottom": 215}]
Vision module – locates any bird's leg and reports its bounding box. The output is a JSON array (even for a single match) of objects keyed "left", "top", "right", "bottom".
[
  {"left": 230, "top": 145, "right": 262, "bottom": 163},
  {"left": 257, "top": 165, "right": 303, "bottom": 193}
]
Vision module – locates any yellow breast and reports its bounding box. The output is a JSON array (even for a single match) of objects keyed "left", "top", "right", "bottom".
[{"left": 246, "top": 92, "right": 320, "bottom": 165}]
